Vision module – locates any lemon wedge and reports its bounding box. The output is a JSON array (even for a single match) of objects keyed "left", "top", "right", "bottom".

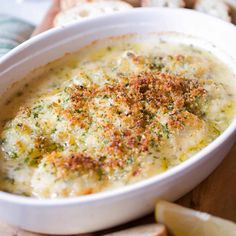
[{"left": 155, "top": 201, "right": 236, "bottom": 236}]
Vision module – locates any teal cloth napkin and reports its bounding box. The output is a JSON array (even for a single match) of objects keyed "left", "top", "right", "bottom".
[{"left": 0, "top": 15, "right": 35, "bottom": 58}]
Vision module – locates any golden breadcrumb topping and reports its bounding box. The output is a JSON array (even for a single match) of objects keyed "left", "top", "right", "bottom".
[{"left": 0, "top": 37, "right": 235, "bottom": 198}]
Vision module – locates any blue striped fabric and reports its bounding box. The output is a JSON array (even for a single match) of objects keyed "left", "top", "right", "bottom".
[{"left": 0, "top": 15, "right": 35, "bottom": 57}]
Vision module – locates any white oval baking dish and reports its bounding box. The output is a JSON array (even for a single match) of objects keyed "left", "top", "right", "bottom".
[{"left": 0, "top": 8, "right": 236, "bottom": 235}]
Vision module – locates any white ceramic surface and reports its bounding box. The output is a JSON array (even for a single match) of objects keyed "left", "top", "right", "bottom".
[{"left": 0, "top": 8, "right": 236, "bottom": 235}]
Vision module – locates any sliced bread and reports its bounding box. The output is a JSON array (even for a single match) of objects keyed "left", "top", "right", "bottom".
[
  {"left": 60, "top": 0, "right": 139, "bottom": 9},
  {"left": 194, "top": 0, "right": 231, "bottom": 22},
  {"left": 141, "top": 0, "right": 185, "bottom": 8},
  {"left": 54, "top": 0, "right": 133, "bottom": 26},
  {"left": 104, "top": 224, "right": 167, "bottom": 236},
  {"left": 60, "top": 0, "right": 80, "bottom": 10},
  {"left": 224, "top": 0, "right": 236, "bottom": 23}
]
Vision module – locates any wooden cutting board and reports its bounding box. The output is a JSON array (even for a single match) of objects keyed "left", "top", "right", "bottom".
[{"left": 1, "top": 1, "right": 236, "bottom": 235}]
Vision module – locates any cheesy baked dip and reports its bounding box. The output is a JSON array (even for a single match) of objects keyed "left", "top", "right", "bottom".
[{"left": 0, "top": 35, "right": 235, "bottom": 198}]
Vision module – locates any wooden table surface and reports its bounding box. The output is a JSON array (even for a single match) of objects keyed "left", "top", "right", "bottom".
[{"left": 1, "top": 1, "right": 236, "bottom": 235}]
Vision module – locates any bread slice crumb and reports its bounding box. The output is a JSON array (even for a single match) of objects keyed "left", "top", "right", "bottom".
[
  {"left": 60, "top": 0, "right": 80, "bottom": 10},
  {"left": 104, "top": 224, "right": 167, "bottom": 236},
  {"left": 60, "top": 0, "right": 138, "bottom": 9},
  {"left": 55, "top": 0, "right": 133, "bottom": 26},
  {"left": 141, "top": 0, "right": 185, "bottom": 8},
  {"left": 194, "top": 0, "right": 231, "bottom": 22}
]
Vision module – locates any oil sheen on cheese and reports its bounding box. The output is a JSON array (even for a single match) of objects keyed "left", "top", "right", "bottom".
[{"left": 0, "top": 34, "right": 235, "bottom": 198}]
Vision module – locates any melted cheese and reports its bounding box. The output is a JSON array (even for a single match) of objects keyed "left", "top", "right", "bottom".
[{"left": 0, "top": 35, "right": 236, "bottom": 198}]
